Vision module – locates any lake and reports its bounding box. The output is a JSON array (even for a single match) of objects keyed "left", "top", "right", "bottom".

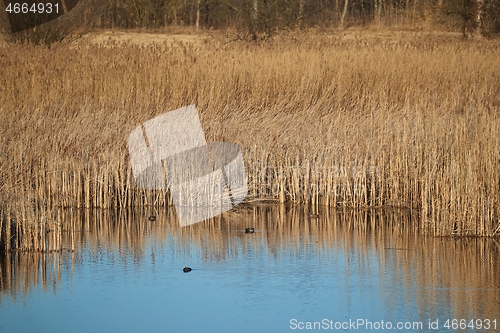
[{"left": 1, "top": 205, "right": 499, "bottom": 333}]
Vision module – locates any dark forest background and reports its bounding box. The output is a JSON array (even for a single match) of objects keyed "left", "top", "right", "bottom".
[
  {"left": 1, "top": 0, "right": 499, "bottom": 44},
  {"left": 86, "top": 0, "right": 499, "bottom": 36}
]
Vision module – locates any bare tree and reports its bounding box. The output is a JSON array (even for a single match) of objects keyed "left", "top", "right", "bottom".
[
  {"left": 339, "top": 0, "right": 349, "bottom": 29},
  {"left": 374, "top": 0, "right": 381, "bottom": 23},
  {"left": 298, "top": 0, "right": 305, "bottom": 25},
  {"left": 252, "top": 0, "right": 258, "bottom": 21},
  {"left": 474, "top": 0, "right": 485, "bottom": 36},
  {"left": 196, "top": 0, "right": 200, "bottom": 29},
  {"left": 462, "top": 0, "right": 485, "bottom": 38}
]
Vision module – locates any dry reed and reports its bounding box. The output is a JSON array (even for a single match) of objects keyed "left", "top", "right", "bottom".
[{"left": 0, "top": 30, "right": 500, "bottom": 250}]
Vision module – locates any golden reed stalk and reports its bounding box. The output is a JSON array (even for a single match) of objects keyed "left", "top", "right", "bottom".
[{"left": 0, "top": 31, "right": 499, "bottom": 250}]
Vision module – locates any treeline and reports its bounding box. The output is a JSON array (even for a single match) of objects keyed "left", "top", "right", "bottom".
[
  {"left": 87, "top": 0, "right": 500, "bottom": 36},
  {"left": 1, "top": 0, "right": 499, "bottom": 41}
]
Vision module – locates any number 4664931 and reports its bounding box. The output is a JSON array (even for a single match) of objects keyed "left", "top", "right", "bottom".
[
  {"left": 444, "top": 319, "right": 497, "bottom": 330},
  {"left": 5, "top": 3, "right": 59, "bottom": 14}
]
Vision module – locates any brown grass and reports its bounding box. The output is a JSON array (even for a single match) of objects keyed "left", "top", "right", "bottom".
[{"left": 0, "top": 30, "right": 500, "bottom": 250}]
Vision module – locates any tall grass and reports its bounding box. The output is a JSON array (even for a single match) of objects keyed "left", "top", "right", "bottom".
[{"left": 0, "top": 31, "right": 500, "bottom": 250}]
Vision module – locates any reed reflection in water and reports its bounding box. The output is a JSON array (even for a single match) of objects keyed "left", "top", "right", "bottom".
[{"left": 1, "top": 205, "right": 499, "bottom": 333}]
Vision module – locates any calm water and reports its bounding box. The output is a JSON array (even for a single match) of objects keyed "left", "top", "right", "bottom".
[{"left": 1, "top": 205, "right": 499, "bottom": 333}]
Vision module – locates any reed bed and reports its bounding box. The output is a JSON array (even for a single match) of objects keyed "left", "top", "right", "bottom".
[{"left": 1, "top": 31, "right": 500, "bottom": 250}]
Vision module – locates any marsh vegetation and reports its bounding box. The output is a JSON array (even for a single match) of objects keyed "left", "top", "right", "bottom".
[{"left": 0, "top": 31, "right": 500, "bottom": 251}]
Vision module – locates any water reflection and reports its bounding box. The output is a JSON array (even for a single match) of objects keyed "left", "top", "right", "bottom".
[{"left": 1, "top": 205, "right": 499, "bottom": 332}]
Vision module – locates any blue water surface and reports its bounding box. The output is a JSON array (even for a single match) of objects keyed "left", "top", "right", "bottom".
[{"left": 1, "top": 209, "right": 499, "bottom": 333}]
